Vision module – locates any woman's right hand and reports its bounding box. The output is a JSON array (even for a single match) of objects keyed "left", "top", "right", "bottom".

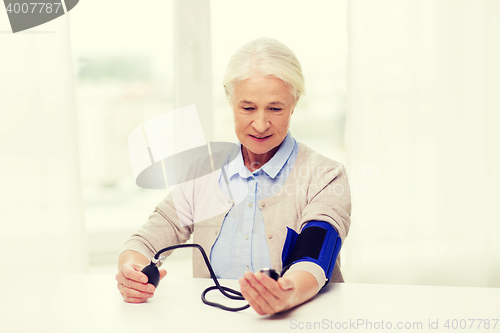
[{"left": 115, "top": 263, "right": 167, "bottom": 303}]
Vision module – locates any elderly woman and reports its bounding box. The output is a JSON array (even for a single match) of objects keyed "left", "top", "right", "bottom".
[{"left": 116, "top": 37, "right": 351, "bottom": 315}]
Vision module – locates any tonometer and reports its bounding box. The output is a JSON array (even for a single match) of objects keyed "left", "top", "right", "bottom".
[
  {"left": 141, "top": 244, "right": 279, "bottom": 312},
  {"left": 140, "top": 221, "right": 342, "bottom": 312}
]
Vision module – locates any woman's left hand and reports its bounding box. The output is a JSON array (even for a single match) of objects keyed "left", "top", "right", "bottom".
[{"left": 238, "top": 271, "right": 296, "bottom": 315}]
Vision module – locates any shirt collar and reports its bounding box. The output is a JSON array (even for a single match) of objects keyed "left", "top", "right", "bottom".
[
  {"left": 225, "top": 132, "right": 295, "bottom": 180},
  {"left": 225, "top": 146, "right": 247, "bottom": 179}
]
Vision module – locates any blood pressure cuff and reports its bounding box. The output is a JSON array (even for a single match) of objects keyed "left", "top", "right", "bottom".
[{"left": 281, "top": 221, "right": 342, "bottom": 287}]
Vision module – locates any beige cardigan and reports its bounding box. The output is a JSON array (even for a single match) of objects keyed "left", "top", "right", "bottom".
[{"left": 121, "top": 142, "right": 351, "bottom": 284}]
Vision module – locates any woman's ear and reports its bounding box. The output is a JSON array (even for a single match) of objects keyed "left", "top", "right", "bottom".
[
  {"left": 291, "top": 97, "right": 299, "bottom": 115},
  {"left": 295, "top": 95, "right": 300, "bottom": 107}
]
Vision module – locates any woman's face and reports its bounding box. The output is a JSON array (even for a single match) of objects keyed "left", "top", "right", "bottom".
[{"left": 230, "top": 75, "right": 296, "bottom": 158}]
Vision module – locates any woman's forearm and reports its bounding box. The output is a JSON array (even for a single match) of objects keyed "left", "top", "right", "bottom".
[
  {"left": 282, "top": 270, "right": 319, "bottom": 310},
  {"left": 117, "top": 250, "right": 150, "bottom": 271}
]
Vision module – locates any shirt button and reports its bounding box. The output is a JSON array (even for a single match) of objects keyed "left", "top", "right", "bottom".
[
  {"left": 245, "top": 234, "right": 249, "bottom": 240},
  {"left": 268, "top": 235, "right": 273, "bottom": 239},
  {"left": 248, "top": 202, "right": 252, "bottom": 208},
  {"left": 261, "top": 202, "right": 266, "bottom": 208},
  {"left": 246, "top": 266, "right": 250, "bottom": 271}
]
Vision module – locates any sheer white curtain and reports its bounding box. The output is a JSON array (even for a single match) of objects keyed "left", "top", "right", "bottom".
[
  {"left": 344, "top": 0, "right": 500, "bottom": 287},
  {"left": 0, "top": 16, "right": 87, "bottom": 274}
]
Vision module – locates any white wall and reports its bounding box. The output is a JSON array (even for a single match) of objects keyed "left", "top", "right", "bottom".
[
  {"left": 344, "top": 0, "right": 500, "bottom": 287},
  {"left": 0, "top": 16, "right": 88, "bottom": 275}
]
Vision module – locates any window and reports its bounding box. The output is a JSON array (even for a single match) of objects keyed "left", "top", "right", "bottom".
[
  {"left": 70, "top": 0, "right": 175, "bottom": 266},
  {"left": 70, "top": 0, "right": 348, "bottom": 271}
]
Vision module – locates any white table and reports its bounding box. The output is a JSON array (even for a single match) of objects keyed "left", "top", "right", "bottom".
[{"left": 1, "top": 274, "right": 499, "bottom": 332}]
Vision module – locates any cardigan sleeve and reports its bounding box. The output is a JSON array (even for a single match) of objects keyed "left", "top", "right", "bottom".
[
  {"left": 119, "top": 151, "right": 221, "bottom": 261},
  {"left": 289, "top": 161, "right": 351, "bottom": 289},
  {"left": 120, "top": 184, "right": 194, "bottom": 261},
  {"left": 299, "top": 162, "right": 351, "bottom": 242}
]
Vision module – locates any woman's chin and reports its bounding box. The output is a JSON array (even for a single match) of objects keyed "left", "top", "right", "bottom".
[{"left": 243, "top": 143, "right": 276, "bottom": 156}]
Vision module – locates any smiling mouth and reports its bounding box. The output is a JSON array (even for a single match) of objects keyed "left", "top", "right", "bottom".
[{"left": 250, "top": 134, "right": 271, "bottom": 139}]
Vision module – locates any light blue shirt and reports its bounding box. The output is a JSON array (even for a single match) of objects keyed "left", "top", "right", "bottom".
[{"left": 210, "top": 132, "right": 300, "bottom": 279}]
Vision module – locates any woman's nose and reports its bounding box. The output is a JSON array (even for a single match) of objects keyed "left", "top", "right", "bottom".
[{"left": 252, "top": 110, "right": 269, "bottom": 132}]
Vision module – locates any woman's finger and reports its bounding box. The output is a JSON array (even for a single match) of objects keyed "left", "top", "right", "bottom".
[
  {"left": 159, "top": 269, "right": 167, "bottom": 280},
  {"left": 118, "top": 282, "right": 154, "bottom": 299},
  {"left": 244, "top": 272, "right": 295, "bottom": 313},
  {"left": 115, "top": 266, "right": 153, "bottom": 293},
  {"left": 118, "top": 274, "right": 155, "bottom": 293},
  {"left": 122, "top": 264, "right": 148, "bottom": 283},
  {"left": 239, "top": 277, "right": 267, "bottom": 315},
  {"left": 240, "top": 273, "right": 284, "bottom": 314},
  {"left": 254, "top": 272, "right": 291, "bottom": 301},
  {"left": 123, "top": 296, "right": 150, "bottom": 303}
]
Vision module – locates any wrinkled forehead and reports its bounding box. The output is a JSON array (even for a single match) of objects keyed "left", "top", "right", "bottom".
[{"left": 231, "top": 75, "right": 296, "bottom": 105}]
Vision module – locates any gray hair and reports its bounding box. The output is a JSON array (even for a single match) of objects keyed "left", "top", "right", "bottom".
[{"left": 222, "top": 37, "right": 305, "bottom": 105}]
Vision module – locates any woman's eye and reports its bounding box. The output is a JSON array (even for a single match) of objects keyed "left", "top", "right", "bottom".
[
  {"left": 270, "top": 108, "right": 282, "bottom": 111},
  {"left": 243, "top": 107, "right": 254, "bottom": 111}
]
